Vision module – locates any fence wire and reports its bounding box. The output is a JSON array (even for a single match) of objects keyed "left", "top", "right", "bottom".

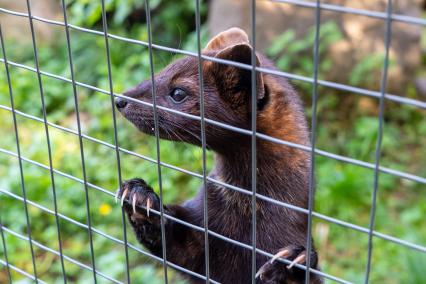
[
  {"left": 0, "top": 0, "right": 425, "bottom": 283},
  {"left": 364, "top": 1, "right": 393, "bottom": 283}
]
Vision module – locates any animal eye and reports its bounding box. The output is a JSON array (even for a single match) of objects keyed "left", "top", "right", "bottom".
[{"left": 170, "top": 88, "right": 187, "bottom": 103}]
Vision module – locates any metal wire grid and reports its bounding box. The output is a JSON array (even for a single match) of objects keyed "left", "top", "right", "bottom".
[{"left": 0, "top": 0, "right": 425, "bottom": 283}]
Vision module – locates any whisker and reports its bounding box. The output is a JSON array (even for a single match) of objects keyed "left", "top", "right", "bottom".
[{"left": 164, "top": 120, "right": 213, "bottom": 150}]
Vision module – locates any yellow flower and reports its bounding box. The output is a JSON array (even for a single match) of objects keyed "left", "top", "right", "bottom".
[{"left": 99, "top": 203, "right": 112, "bottom": 216}]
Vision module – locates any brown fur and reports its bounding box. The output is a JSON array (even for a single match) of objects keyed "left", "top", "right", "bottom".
[{"left": 116, "top": 27, "right": 321, "bottom": 284}]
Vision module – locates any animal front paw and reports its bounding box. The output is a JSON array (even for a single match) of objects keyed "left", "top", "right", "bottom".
[
  {"left": 256, "top": 244, "right": 321, "bottom": 283},
  {"left": 116, "top": 178, "right": 163, "bottom": 249},
  {"left": 116, "top": 178, "right": 160, "bottom": 223}
]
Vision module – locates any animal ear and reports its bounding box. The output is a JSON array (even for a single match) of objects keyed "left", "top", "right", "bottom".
[
  {"left": 210, "top": 43, "right": 265, "bottom": 101},
  {"left": 204, "top": 27, "right": 249, "bottom": 51}
]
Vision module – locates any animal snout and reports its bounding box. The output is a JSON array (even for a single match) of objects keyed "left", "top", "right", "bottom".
[{"left": 115, "top": 97, "right": 128, "bottom": 109}]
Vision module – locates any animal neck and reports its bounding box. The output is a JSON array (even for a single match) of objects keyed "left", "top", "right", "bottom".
[
  {"left": 212, "top": 138, "right": 309, "bottom": 206},
  {"left": 206, "top": 68, "right": 312, "bottom": 210},
  {"left": 210, "top": 88, "right": 311, "bottom": 206}
]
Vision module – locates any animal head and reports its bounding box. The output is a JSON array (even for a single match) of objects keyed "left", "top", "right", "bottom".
[{"left": 116, "top": 27, "right": 269, "bottom": 152}]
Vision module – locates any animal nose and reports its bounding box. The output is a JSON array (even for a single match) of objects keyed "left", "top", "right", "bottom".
[{"left": 115, "top": 97, "right": 128, "bottom": 109}]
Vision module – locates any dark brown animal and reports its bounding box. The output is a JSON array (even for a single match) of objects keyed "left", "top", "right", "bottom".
[{"left": 115, "top": 27, "right": 321, "bottom": 284}]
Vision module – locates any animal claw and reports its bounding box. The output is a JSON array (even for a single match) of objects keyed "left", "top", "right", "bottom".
[
  {"left": 115, "top": 188, "right": 120, "bottom": 204},
  {"left": 255, "top": 267, "right": 264, "bottom": 280},
  {"left": 255, "top": 248, "right": 291, "bottom": 280},
  {"left": 287, "top": 253, "right": 306, "bottom": 269},
  {"left": 270, "top": 249, "right": 290, "bottom": 264},
  {"left": 146, "top": 198, "right": 151, "bottom": 218},
  {"left": 132, "top": 194, "right": 137, "bottom": 214},
  {"left": 121, "top": 188, "right": 128, "bottom": 207}
]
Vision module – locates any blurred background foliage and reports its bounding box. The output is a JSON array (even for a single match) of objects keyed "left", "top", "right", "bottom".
[{"left": 0, "top": 0, "right": 425, "bottom": 283}]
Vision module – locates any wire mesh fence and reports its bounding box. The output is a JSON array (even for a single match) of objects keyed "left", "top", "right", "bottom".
[{"left": 0, "top": 0, "right": 425, "bottom": 283}]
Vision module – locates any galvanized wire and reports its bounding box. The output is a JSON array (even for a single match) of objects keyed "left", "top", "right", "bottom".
[
  {"left": 1, "top": 138, "right": 425, "bottom": 283},
  {"left": 0, "top": 22, "right": 39, "bottom": 283},
  {"left": 144, "top": 0, "right": 169, "bottom": 283},
  {"left": 0, "top": 183, "right": 347, "bottom": 284},
  {"left": 0, "top": 188, "right": 220, "bottom": 284},
  {"left": 250, "top": 0, "right": 258, "bottom": 282},
  {"left": 194, "top": 0, "right": 210, "bottom": 282},
  {"left": 0, "top": 223, "right": 122, "bottom": 284},
  {"left": 99, "top": 0, "right": 132, "bottom": 282},
  {"left": 0, "top": 107, "right": 425, "bottom": 255},
  {"left": 25, "top": 0, "right": 94, "bottom": 282},
  {"left": 58, "top": 0, "right": 99, "bottom": 282},
  {"left": 305, "top": 0, "right": 321, "bottom": 283},
  {"left": 364, "top": 1, "right": 393, "bottom": 283},
  {"left": 0, "top": 57, "right": 424, "bottom": 186},
  {"left": 271, "top": 0, "right": 426, "bottom": 26},
  {"left": 0, "top": 108, "right": 426, "bottom": 252},
  {"left": 1, "top": 7, "right": 425, "bottom": 110},
  {"left": 0, "top": 214, "right": 11, "bottom": 283},
  {"left": 0, "top": 1, "right": 425, "bottom": 284},
  {"left": 0, "top": 259, "right": 45, "bottom": 284}
]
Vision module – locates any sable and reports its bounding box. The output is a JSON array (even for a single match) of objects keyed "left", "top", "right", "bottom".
[{"left": 115, "top": 27, "right": 322, "bottom": 284}]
